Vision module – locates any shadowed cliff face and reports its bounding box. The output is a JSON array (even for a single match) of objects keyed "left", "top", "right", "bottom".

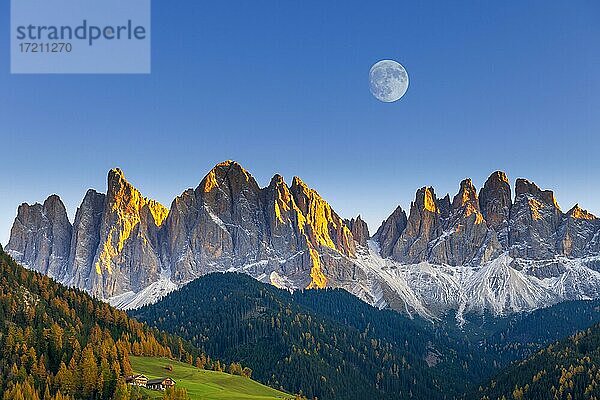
[
  {"left": 7, "top": 194, "right": 72, "bottom": 279},
  {"left": 508, "top": 178, "right": 564, "bottom": 260},
  {"left": 346, "top": 215, "right": 370, "bottom": 247},
  {"left": 373, "top": 206, "right": 407, "bottom": 258},
  {"left": 557, "top": 205, "right": 600, "bottom": 258},
  {"left": 381, "top": 180, "right": 501, "bottom": 267},
  {"left": 479, "top": 171, "right": 512, "bottom": 248}
]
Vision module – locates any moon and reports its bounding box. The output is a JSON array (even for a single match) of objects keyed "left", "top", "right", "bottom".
[{"left": 369, "top": 60, "right": 409, "bottom": 102}]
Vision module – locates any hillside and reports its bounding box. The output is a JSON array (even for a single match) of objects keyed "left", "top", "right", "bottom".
[
  {"left": 0, "top": 245, "right": 255, "bottom": 399},
  {"left": 132, "top": 271, "right": 600, "bottom": 399},
  {"left": 444, "top": 299, "right": 600, "bottom": 367},
  {"left": 132, "top": 272, "right": 495, "bottom": 400},
  {"left": 474, "top": 323, "right": 600, "bottom": 400},
  {"left": 130, "top": 356, "right": 290, "bottom": 400}
]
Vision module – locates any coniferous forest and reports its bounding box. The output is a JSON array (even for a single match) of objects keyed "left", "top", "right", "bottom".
[
  {"left": 476, "top": 323, "right": 600, "bottom": 400},
  {"left": 134, "top": 272, "right": 467, "bottom": 399},
  {"left": 0, "top": 244, "right": 246, "bottom": 400}
]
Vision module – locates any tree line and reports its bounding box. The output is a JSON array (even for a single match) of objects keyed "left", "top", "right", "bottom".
[{"left": 0, "top": 245, "right": 248, "bottom": 400}]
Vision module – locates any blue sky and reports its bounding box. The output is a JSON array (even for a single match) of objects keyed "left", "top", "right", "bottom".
[{"left": 1, "top": 1, "right": 599, "bottom": 245}]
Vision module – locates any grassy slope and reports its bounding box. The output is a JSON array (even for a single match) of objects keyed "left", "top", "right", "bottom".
[{"left": 130, "top": 356, "right": 291, "bottom": 400}]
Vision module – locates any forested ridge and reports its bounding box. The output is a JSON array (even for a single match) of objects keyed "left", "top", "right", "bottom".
[
  {"left": 0, "top": 244, "right": 244, "bottom": 400},
  {"left": 474, "top": 322, "right": 600, "bottom": 400},
  {"left": 445, "top": 299, "right": 600, "bottom": 370},
  {"left": 133, "top": 272, "right": 600, "bottom": 400},
  {"left": 132, "top": 272, "right": 491, "bottom": 399}
]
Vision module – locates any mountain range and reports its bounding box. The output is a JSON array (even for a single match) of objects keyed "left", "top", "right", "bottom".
[{"left": 7, "top": 161, "right": 600, "bottom": 319}]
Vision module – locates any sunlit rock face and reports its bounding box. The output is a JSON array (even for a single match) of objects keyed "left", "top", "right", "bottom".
[
  {"left": 88, "top": 169, "right": 168, "bottom": 298},
  {"left": 164, "top": 161, "right": 361, "bottom": 290},
  {"left": 6, "top": 194, "right": 72, "bottom": 279}
]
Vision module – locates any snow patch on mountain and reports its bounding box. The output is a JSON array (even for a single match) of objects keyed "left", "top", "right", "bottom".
[
  {"left": 356, "top": 243, "right": 600, "bottom": 320},
  {"left": 354, "top": 241, "right": 434, "bottom": 319},
  {"left": 108, "top": 278, "right": 178, "bottom": 310}
]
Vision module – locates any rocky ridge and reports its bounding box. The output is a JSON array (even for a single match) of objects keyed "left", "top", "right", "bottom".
[
  {"left": 6, "top": 164, "right": 600, "bottom": 319},
  {"left": 8, "top": 161, "right": 372, "bottom": 307}
]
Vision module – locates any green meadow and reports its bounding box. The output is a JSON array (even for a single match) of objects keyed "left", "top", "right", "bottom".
[{"left": 130, "top": 356, "right": 292, "bottom": 400}]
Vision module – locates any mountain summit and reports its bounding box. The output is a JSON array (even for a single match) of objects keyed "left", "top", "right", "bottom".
[{"left": 7, "top": 162, "right": 366, "bottom": 307}]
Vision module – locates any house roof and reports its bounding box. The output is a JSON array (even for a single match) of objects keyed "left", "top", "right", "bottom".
[
  {"left": 147, "top": 377, "right": 175, "bottom": 385},
  {"left": 127, "top": 374, "right": 148, "bottom": 380}
]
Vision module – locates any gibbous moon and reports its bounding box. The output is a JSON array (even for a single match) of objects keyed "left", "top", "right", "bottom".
[{"left": 369, "top": 60, "right": 409, "bottom": 102}]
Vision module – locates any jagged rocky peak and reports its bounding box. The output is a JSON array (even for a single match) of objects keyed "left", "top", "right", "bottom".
[
  {"left": 377, "top": 178, "right": 503, "bottom": 266},
  {"left": 289, "top": 176, "right": 311, "bottom": 212},
  {"left": 346, "top": 215, "right": 370, "bottom": 247},
  {"left": 404, "top": 186, "right": 440, "bottom": 234},
  {"left": 199, "top": 160, "right": 259, "bottom": 195},
  {"left": 557, "top": 204, "right": 600, "bottom": 258},
  {"left": 515, "top": 178, "right": 560, "bottom": 210},
  {"left": 107, "top": 168, "right": 168, "bottom": 227},
  {"left": 452, "top": 178, "right": 483, "bottom": 220},
  {"left": 6, "top": 194, "right": 72, "bottom": 279},
  {"left": 163, "top": 161, "right": 361, "bottom": 294},
  {"left": 289, "top": 176, "right": 356, "bottom": 257},
  {"left": 509, "top": 178, "right": 563, "bottom": 259},
  {"left": 269, "top": 173, "right": 285, "bottom": 187},
  {"left": 424, "top": 179, "right": 501, "bottom": 266},
  {"left": 479, "top": 171, "right": 512, "bottom": 248},
  {"left": 479, "top": 171, "right": 511, "bottom": 223},
  {"left": 417, "top": 186, "right": 439, "bottom": 213},
  {"left": 374, "top": 205, "right": 407, "bottom": 258},
  {"left": 90, "top": 168, "right": 168, "bottom": 298},
  {"left": 266, "top": 173, "right": 294, "bottom": 222},
  {"left": 68, "top": 189, "right": 106, "bottom": 290},
  {"left": 567, "top": 204, "right": 597, "bottom": 221},
  {"left": 44, "top": 194, "right": 68, "bottom": 216},
  {"left": 388, "top": 187, "right": 441, "bottom": 263},
  {"left": 452, "top": 178, "right": 477, "bottom": 209},
  {"left": 265, "top": 173, "right": 301, "bottom": 226},
  {"left": 271, "top": 173, "right": 360, "bottom": 289},
  {"left": 196, "top": 160, "right": 264, "bottom": 231},
  {"left": 164, "top": 160, "right": 269, "bottom": 284}
]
